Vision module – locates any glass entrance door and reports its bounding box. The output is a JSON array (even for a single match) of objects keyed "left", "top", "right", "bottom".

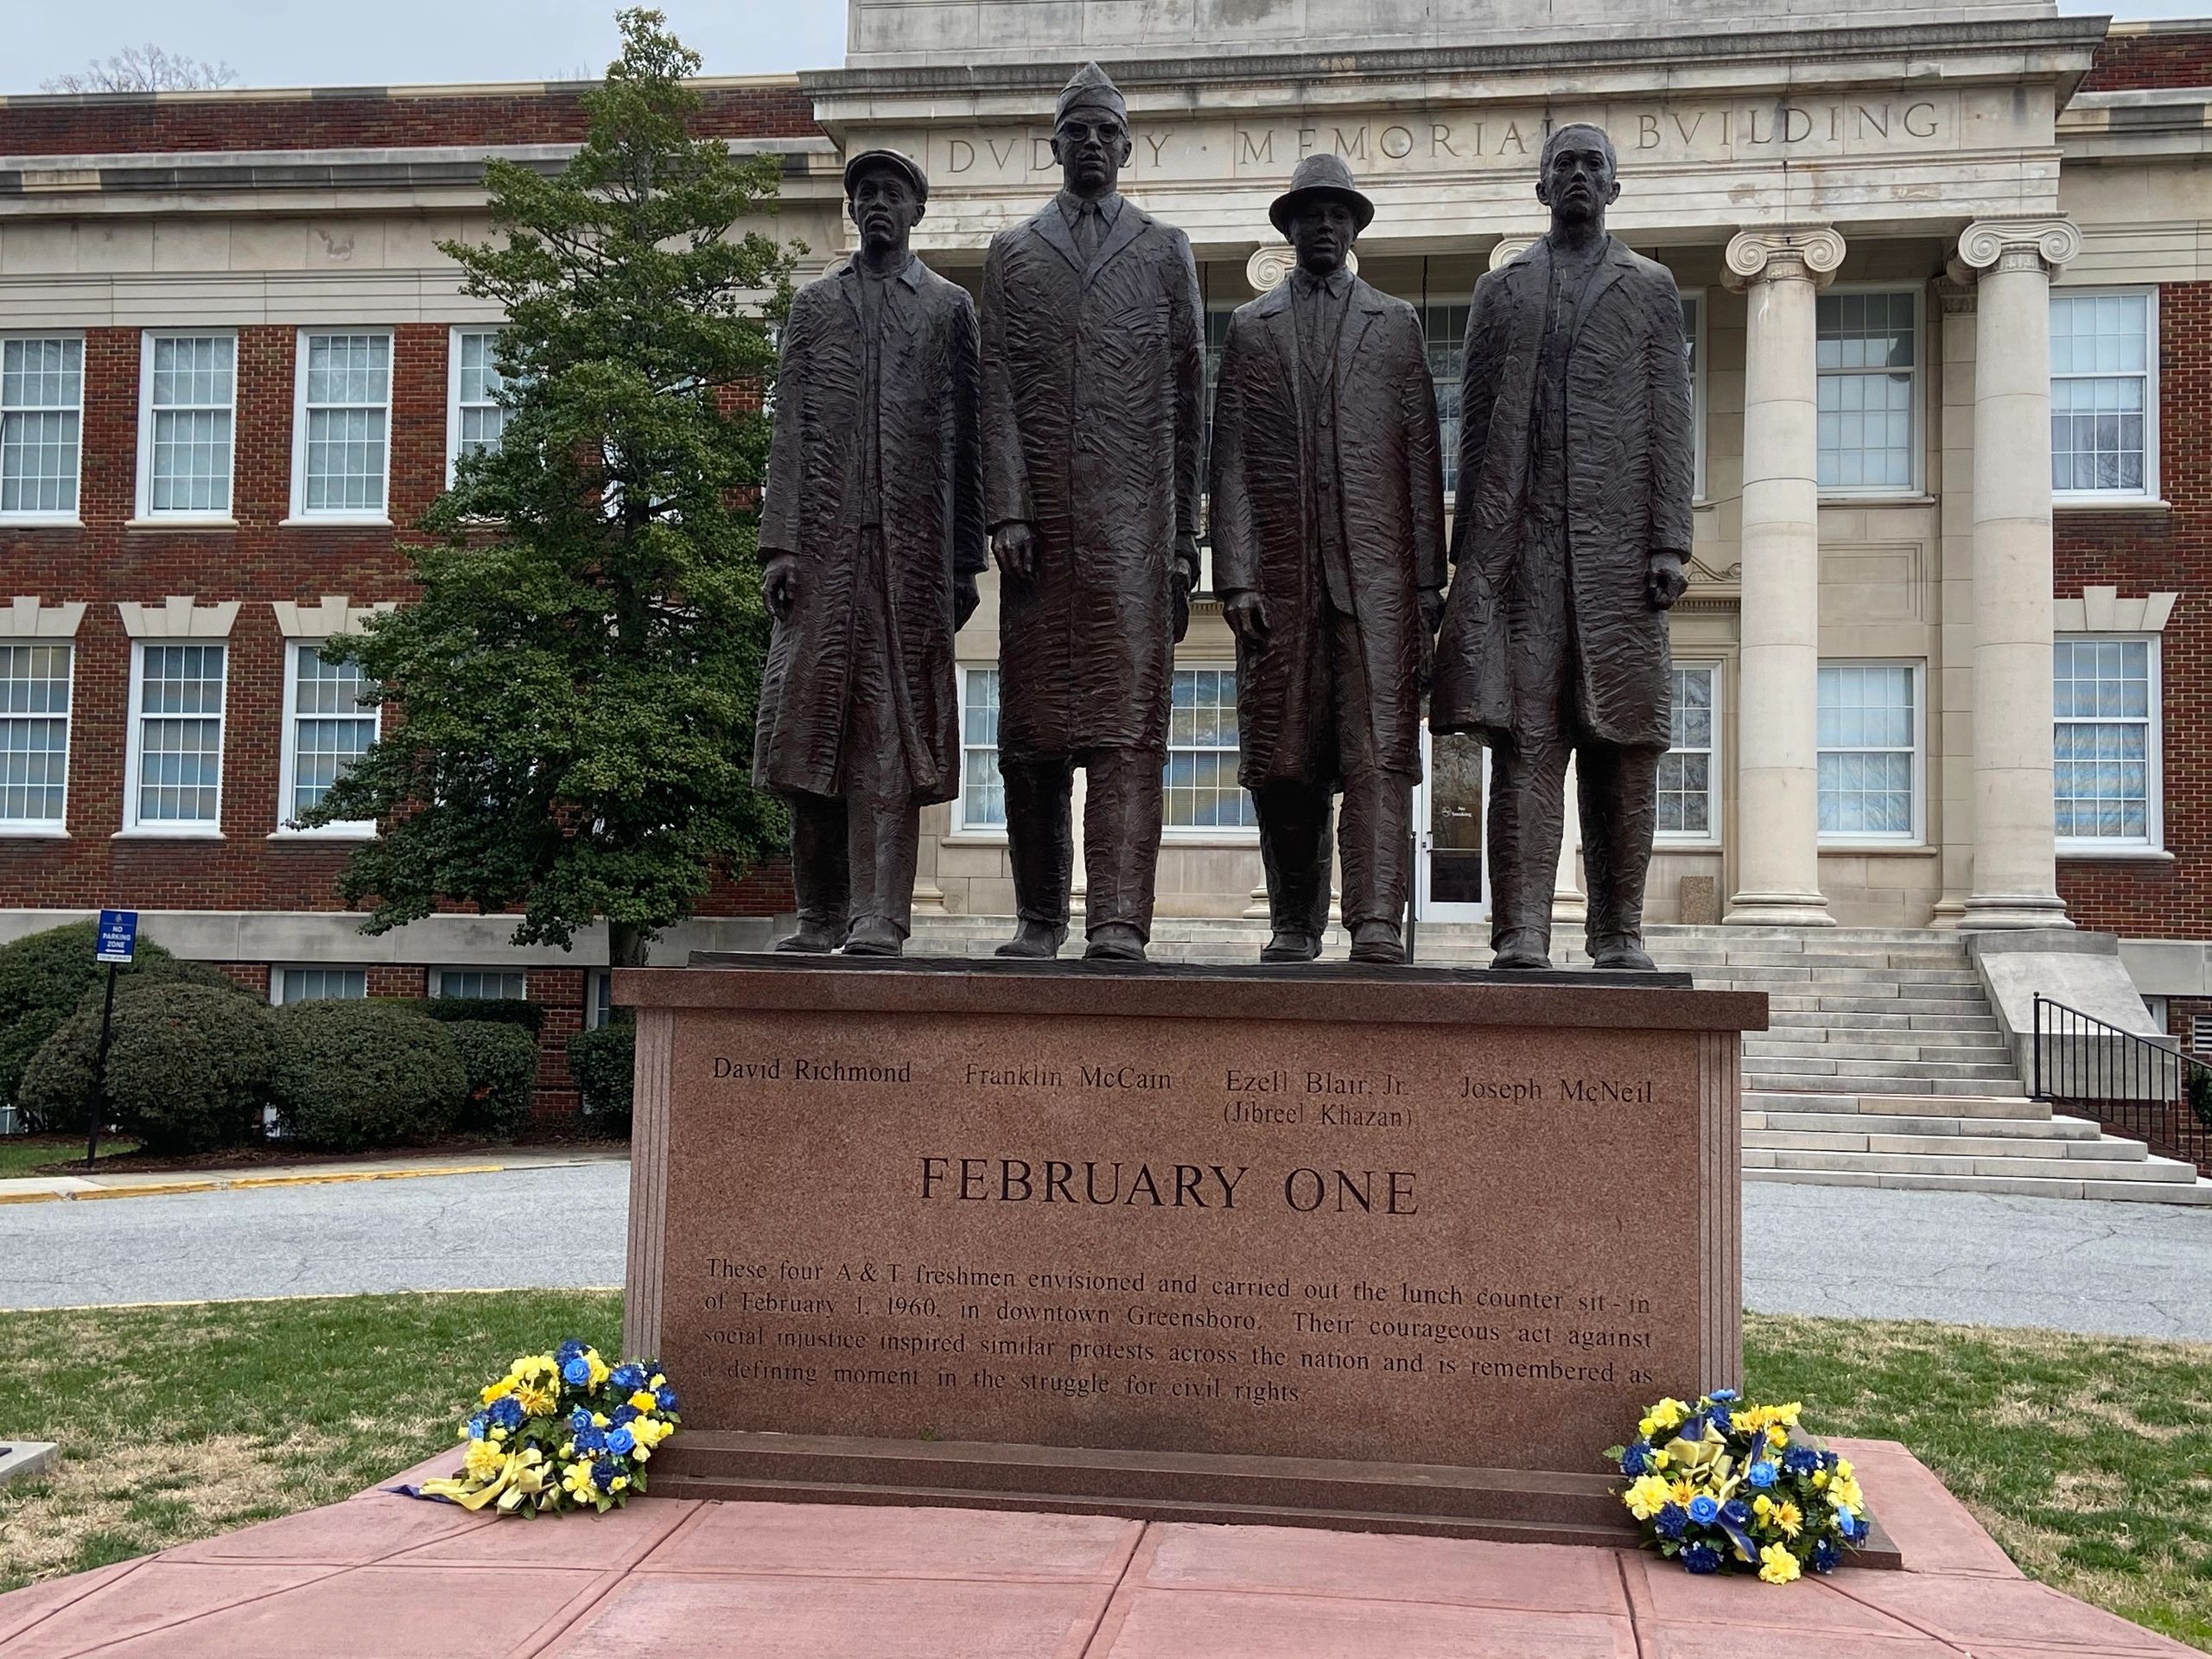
[{"left": 1415, "top": 725, "right": 1488, "bottom": 923}]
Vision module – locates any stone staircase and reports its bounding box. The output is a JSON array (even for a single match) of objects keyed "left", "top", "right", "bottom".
[{"left": 906, "top": 915, "right": 2212, "bottom": 1204}]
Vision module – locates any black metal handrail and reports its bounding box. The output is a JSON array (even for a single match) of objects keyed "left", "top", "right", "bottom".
[{"left": 2032, "top": 994, "right": 2212, "bottom": 1178}]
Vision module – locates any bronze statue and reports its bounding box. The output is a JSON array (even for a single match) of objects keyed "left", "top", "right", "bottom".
[
  {"left": 981, "top": 61, "right": 1205, "bottom": 963},
  {"left": 753, "top": 149, "right": 985, "bottom": 957},
  {"left": 1209, "top": 156, "right": 1446, "bottom": 965},
  {"left": 1430, "top": 123, "right": 1693, "bottom": 971}
]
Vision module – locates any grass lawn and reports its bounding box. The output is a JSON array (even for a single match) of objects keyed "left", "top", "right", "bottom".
[
  {"left": 0, "top": 1300, "right": 2204, "bottom": 1649},
  {"left": 0, "top": 1136, "right": 140, "bottom": 1180}
]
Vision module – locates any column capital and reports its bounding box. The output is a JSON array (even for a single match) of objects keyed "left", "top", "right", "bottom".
[
  {"left": 1244, "top": 245, "right": 1359, "bottom": 294},
  {"left": 1722, "top": 226, "right": 1844, "bottom": 292},
  {"left": 1951, "top": 216, "right": 2081, "bottom": 282},
  {"left": 1488, "top": 235, "right": 1539, "bottom": 273}
]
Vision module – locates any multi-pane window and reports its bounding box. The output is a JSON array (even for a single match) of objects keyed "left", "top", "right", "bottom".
[
  {"left": 0, "top": 337, "right": 83, "bottom": 518},
  {"left": 141, "top": 333, "right": 235, "bottom": 518},
  {"left": 1657, "top": 664, "right": 1717, "bottom": 840},
  {"left": 957, "top": 666, "right": 1003, "bottom": 831},
  {"left": 0, "top": 644, "right": 71, "bottom": 828},
  {"left": 281, "top": 643, "right": 378, "bottom": 830},
  {"left": 436, "top": 969, "right": 527, "bottom": 1001},
  {"left": 1816, "top": 662, "right": 1919, "bottom": 841},
  {"left": 2051, "top": 290, "right": 2156, "bottom": 499},
  {"left": 274, "top": 968, "right": 367, "bottom": 1005},
  {"left": 588, "top": 969, "right": 613, "bottom": 1029},
  {"left": 1420, "top": 302, "right": 1470, "bottom": 499},
  {"left": 128, "top": 643, "right": 226, "bottom": 830},
  {"left": 1816, "top": 290, "right": 1917, "bottom": 493},
  {"left": 448, "top": 328, "right": 514, "bottom": 474},
  {"left": 1680, "top": 290, "right": 1705, "bottom": 499},
  {"left": 1165, "top": 666, "right": 1256, "bottom": 831},
  {"left": 294, "top": 331, "right": 392, "bottom": 517},
  {"left": 2054, "top": 635, "right": 2158, "bottom": 848}
]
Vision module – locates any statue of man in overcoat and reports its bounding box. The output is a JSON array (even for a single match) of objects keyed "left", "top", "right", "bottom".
[
  {"left": 1209, "top": 156, "right": 1446, "bottom": 965},
  {"left": 981, "top": 61, "right": 1205, "bottom": 963},
  {"left": 753, "top": 149, "right": 985, "bottom": 957},
  {"left": 1430, "top": 123, "right": 1693, "bottom": 971}
]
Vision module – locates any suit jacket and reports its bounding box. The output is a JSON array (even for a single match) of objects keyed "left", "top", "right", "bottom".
[
  {"left": 1430, "top": 233, "right": 1693, "bottom": 749},
  {"left": 982, "top": 194, "right": 1204, "bottom": 756},
  {"left": 1208, "top": 274, "right": 1446, "bottom": 786},
  {"left": 753, "top": 254, "right": 985, "bottom": 803}
]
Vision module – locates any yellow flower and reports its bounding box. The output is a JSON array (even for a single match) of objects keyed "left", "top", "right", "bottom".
[
  {"left": 1648, "top": 1398, "right": 1689, "bottom": 1433},
  {"left": 463, "top": 1440, "right": 507, "bottom": 1482},
  {"left": 1767, "top": 1425, "right": 1789, "bottom": 1449},
  {"left": 1773, "top": 1402, "right": 1802, "bottom": 1427},
  {"left": 480, "top": 1376, "right": 516, "bottom": 1405},
  {"left": 592, "top": 1412, "right": 610, "bottom": 1428},
  {"left": 1649, "top": 1447, "right": 1670, "bottom": 1470},
  {"left": 1829, "top": 1478, "right": 1864, "bottom": 1514},
  {"left": 561, "top": 1461, "right": 599, "bottom": 1503},
  {"left": 586, "top": 1351, "right": 612, "bottom": 1389},
  {"left": 1669, "top": 1478, "right": 1698, "bottom": 1508},
  {"left": 513, "top": 1379, "right": 557, "bottom": 1418},
  {"left": 1758, "top": 1543, "right": 1802, "bottom": 1585},
  {"left": 1623, "top": 1475, "right": 1674, "bottom": 1520},
  {"left": 1773, "top": 1501, "right": 1803, "bottom": 1538},
  {"left": 611, "top": 1474, "right": 629, "bottom": 1492},
  {"left": 630, "top": 1390, "right": 659, "bottom": 1414}
]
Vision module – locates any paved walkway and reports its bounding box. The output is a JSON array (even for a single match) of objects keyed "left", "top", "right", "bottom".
[
  {"left": 5, "top": 1157, "right": 2210, "bottom": 1341},
  {"left": 0, "top": 1440, "right": 2189, "bottom": 1657}
]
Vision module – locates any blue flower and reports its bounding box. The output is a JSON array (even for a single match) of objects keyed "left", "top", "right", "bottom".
[
  {"left": 1782, "top": 1445, "right": 1821, "bottom": 1478},
  {"left": 1681, "top": 1541, "right": 1723, "bottom": 1575},
  {"left": 610, "top": 1363, "right": 646, "bottom": 1393},
  {"left": 610, "top": 1405, "right": 638, "bottom": 1428},
  {"left": 1838, "top": 1510, "right": 1866, "bottom": 1543},
  {"left": 1707, "top": 1404, "right": 1734, "bottom": 1433},
  {"left": 1707, "top": 1389, "right": 1739, "bottom": 1403},
  {"left": 562, "top": 1357, "right": 592, "bottom": 1387},
  {"left": 466, "top": 1414, "right": 488, "bottom": 1440},
  {"left": 1809, "top": 1537, "right": 1841, "bottom": 1573},
  {"left": 1619, "top": 1441, "right": 1656, "bottom": 1477},
  {"left": 607, "top": 1426, "right": 637, "bottom": 1456},
  {"left": 655, "top": 1386, "right": 680, "bottom": 1413},
  {"left": 575, "top": 1425, "right": 607, "bottom": 1455},
  {"left": 1745, "top": 1461, "right": 1778, "bottom": 1490},
  {"left": 569, "top": 1407, "right": 594, "bottom": 1433},
  {"left": 592, "top": 1457, "right": 619, "bottom": 1491},
  {"left": 1821, "top": 1450, "right": 1841, "bottom": 1472},
  {"left": 1653, "top": 1503, "right": 1688, "bottom": 1541},
  {"left": 556, "top": 1339, "right": 587, "bottom": 1363},
  {"left": 1720, "top": 1499, "right": 1752, "bottom": 1529},
  {"left": 1688, "top": 1494, "right": 1720, "bottom": 1525},
  {"left": 488, "top": 1396, "right": 524, "bottom": 1431}
]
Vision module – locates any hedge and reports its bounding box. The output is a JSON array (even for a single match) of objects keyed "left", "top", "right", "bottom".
[
  {"left": 271, "top": 1001, "right": 467, "bottom": 1152},
  {"left": 417, "top": 996, "right": 544, "bottom": 1037},
  {"left": 566, "top": 1022, "right": 634, "bottom": 1132},
  {"left": 447, "top": 1020, "right": 541, "bottom": 1138},
  {"left": 20, "top": 981, "right": 276, "bottom": 1153}
]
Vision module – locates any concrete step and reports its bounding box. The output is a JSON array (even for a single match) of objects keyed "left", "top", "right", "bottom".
[
  {"left": 1747, "top": 1056, "right": 2024, "bottom": 1080},
  {"left": 1765, "top": 1011, "right": 2001, "bottom": 1034},
  {"left": 1742, "top": 1090, "right": 2048, "bottom": 1120},
  {"left": 1743, "top": 1107, "right": 2101, "bottom": 1141},
  {"left": 1745, "top": 1074, "right": 2025, "bottom": 1097},
  {"left": 1747, "top": 1146, "right": 2190, "bottom": 1182},
  {"left": 1744, "top": 1167, "right": 2212, "bottom": 1205},
  {"left": 1745, "top": 1126, "right": 2147, "bottom": 1160},
  {"left": 1744, "top": 1037, "right": 2015, "bottom": 1063},
  {"left": 1762, "top": 995, "right": 2005, "bottom": 1016}
]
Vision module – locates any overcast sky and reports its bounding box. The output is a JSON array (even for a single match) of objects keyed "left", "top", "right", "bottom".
[{"left": 5, "top": 0, "right": 2202, "bottom": 94}]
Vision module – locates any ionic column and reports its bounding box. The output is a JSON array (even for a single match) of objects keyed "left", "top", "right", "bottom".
[
  {"left": 1952, "top": 218, "right": 2080, "bottom": 931},
  {"left": 1722, "top": 226, "right": 1842, "bottom": 927},
  {"left": 1552, "top": 756, "right": 1587, "bottom": 930}
]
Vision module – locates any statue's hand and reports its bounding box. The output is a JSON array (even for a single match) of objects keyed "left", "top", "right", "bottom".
[
  {"left": 762, "top": 553, "right": 800, "bottom": 620},
  {"left": 1172, "top": 571, "right": 1193, "bottom": 645},
  {"left": 954, "top": 575, "right": 981, "bottom": 631},
  {"left": 1223, "top": 588, "right": 1270, "bottom": 649},
  {"left": 1647, "top": 550, "right": 1689, "bottom": 611},
  {"left": 991, "top": 523, "right": 1037, "bottom": 586},
  {"left": 1418, "top": 586, "right": 1446, "bottom": 639}
]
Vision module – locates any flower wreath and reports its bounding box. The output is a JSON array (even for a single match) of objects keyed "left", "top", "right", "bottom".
[
  {"left": 1606, "top": 1389, "right": 1870, "bottom": 1581},
  {"left": 401, "top": 1339, "right": 682, "bottom": 1515}
]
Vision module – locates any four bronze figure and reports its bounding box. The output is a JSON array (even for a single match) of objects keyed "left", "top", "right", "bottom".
[{"left": 757, "top": 67, "right": 1687, "bottom": 972}]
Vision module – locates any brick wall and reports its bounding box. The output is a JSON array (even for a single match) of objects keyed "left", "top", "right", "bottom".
[
  {"left": 0, "top": 82, "right": 819, "bottom": 158},
  {"left": 2082, "top": 29, "right": 2212, "bottom": 93},
  {"left": 2055, "top": 281, "right": 2211, "bottom": 937}
]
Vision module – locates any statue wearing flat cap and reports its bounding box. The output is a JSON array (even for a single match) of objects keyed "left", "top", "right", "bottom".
[
  {"left": 1208, "top": 156, "right": 1446, "bottom": 964},
  {"left": 1430, "top": 123, "right": 1694, "bottom": 971},
  {"left": 981, "top": 61, "right": 1205, "bottom": 963},
  {"left": 753, "top": 149, "right": 986, "bottom": 956}
]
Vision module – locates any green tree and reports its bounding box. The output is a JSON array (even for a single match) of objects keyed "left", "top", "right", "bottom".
[{"left": 300, "top": 8, "right": 794, "bottom": 969}]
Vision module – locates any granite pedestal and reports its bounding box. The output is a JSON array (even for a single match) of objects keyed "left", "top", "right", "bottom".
[{"left": 616, "top": 957, "right": 1765, "bottom": 1545}]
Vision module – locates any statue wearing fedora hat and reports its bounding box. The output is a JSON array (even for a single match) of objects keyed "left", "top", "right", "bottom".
[
  {"left": 753, "top": 148, "right": 986, "bottom": 957},
  {"left": 980, "top": 61, "right": 1205, "bottom": 963},
  {"left": 1430, "top": 123, "right": 1694, "bottom": 971},
  {"left": 1208, "top": 155, "right": 1446, "bottom": 964}
]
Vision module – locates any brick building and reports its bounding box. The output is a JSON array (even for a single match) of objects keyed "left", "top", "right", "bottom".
[{"left": 7, "top": 3, "right": 2212, "bottom": 1118}]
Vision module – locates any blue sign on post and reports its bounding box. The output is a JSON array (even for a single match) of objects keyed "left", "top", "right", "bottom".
[{"left": 95, "top": 909, "right": 137, "bottom": 964}]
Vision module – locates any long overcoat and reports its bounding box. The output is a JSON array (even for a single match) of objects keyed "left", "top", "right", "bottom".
[
  {"left": 1430, "top": 235, "right": 1694, "bottom": 750},
  {"left": 982, "top": 196, "right": 1204, "bottom": 757},
  {"left": 753, "top": 254, "right": 986, "bottom": 804},
  {"left": 1208, "top": 276, "right": 1446, "bottom": 787}
]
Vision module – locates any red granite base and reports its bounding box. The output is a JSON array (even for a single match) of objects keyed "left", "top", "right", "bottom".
[{"left": 0, "top": 1439, "right": 2189, "bottom": 1658}]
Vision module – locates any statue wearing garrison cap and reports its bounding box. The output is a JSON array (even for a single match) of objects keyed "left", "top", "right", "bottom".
[
  {"left": 1430, "top": 123, "right": 1694, "bottom": 972},
  {"left": 754, "top": 148, "right": 986, "bottom": 957},
  {"left": 981, "top": 60, "right": 1205, "bottom": 963}
]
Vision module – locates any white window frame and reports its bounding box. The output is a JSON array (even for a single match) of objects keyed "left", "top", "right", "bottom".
[
  {"left": 588, "top": 967, "right": 613, "bottom": 1029},
  {"left": 446, "top": 325, "right": 512, "bottom": 486},
  {"left": 950, "top": 663, "right": 1006, "bottom": 840},
  {"left": 1815, "top": 658, "right": 1925, "bottom": 847},
  {"left": 1162, "top": 661, "right": 1258, "bottom": 842},
  {"left": 433, "top": 969, "right": 529, "bottom": 1001},
  {"left": 2054, "top": 632, "right": 2162, "bottom": 855},
  {"left": 0, "top": 332, "right": 86, "bottom": 525},
  {"left": 0, "top": 641, "right": 73, "bottom": 835},
  {"left": 2050, "top": 285, "right": 2159, "bottom": 505},
  {"left": 1815, "top": 284, "right": 1923, "bottom": 499},
  {"left": 269, "top": 966, "right": 369, "bottom": 1006},
  {"left": 135, "top": 329, "right": 237, "bottom": 523},
  {"left": 1656, "top": 660, "right": 1721, "bottom": 847},
  {"left": 121, "top": 639, "right": 226, "bottom": 838},
  {"left": 276, "top": 639, "right": 380, "bottom": 839},
  {"left": 288, "top": 327, "right": 394, "bottom": 524}
]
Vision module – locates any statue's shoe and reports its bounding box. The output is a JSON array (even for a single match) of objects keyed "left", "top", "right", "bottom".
[
  {"left": 1488, "top": 930, "right": 1554, "bottom": 971},
  {"left": 1260, "top": 931, "right": 1319, "bottom": 963},
  {"left": 1590, "top": 934, "right": 1658, "bottom": 971},
  {"left": 1347, "top": 922, "right": 1405, "bottom": 965},
  {"left": 1084, "top": 924, "right": 1147, "bottom": 963},
  {"left": 774, "top": 923, "right": 849, "bottom": 954},
  {"left": 994, "top": 920, "right": 1068, "bottom": 958},
  {"left": 839, "top": 918, "right": 906, "bottom": 957}
]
